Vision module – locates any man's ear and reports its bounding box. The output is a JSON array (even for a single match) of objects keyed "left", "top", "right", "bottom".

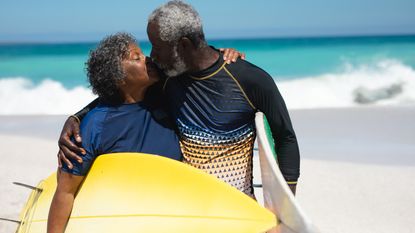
[{"left": 178, "top": 37, "right": 194, "bottom": 53}]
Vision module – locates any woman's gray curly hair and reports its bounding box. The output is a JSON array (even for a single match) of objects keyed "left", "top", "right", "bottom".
[
  {"left": 86, "top": 32, "right": 136, "bottom": 104},
  {"left": 148, "top": 0, "right": 207, "bottom": 48}
]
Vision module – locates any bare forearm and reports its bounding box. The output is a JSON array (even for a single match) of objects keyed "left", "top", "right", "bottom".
[{"left": 47, "top": 190, "right": 75, "bottom": 233}]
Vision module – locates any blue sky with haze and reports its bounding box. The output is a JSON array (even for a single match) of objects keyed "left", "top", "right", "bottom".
[{"left": 1, "top": 0, "right": 414, "bottom": 43}]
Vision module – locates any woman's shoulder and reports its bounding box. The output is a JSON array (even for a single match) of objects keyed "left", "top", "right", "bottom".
[{"left": 81, "top": 104, "right": 111, "bottom": 127}]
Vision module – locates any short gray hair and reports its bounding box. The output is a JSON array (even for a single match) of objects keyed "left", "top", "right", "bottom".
[
  {"left": 86, "top": 32, "right": 136, "bottom": 104},
  {"left": 148, "top": 0, "right": 207, "bottom": 48}
]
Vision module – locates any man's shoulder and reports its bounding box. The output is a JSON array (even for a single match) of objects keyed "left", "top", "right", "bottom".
[{"left": 225, "top": 59, "right": 273, "bottom": 86}]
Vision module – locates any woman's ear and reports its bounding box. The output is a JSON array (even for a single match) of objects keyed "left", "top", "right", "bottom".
[{"left": 117, "top": 78, "right": 127, "bottom": 87}]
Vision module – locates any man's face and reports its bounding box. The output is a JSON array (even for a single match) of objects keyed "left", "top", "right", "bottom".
[{"left": 147, "top": 22, "right": 187, "bottom": 77}]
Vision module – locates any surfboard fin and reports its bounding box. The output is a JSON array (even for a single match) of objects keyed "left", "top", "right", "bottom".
[
  {"left": 13, "top": 182, "right": 43, "bottom": 192},
  {"left": 0, "top": 217, "right": 21, "bottom": 224}
]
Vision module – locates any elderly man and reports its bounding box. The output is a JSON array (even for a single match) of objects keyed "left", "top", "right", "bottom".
[{"left": 59, "top": 0, "right": 300, "bottom": 196}]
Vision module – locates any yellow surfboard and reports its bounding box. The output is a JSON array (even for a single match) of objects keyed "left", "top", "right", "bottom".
[{"left": 16, "top": 153, "right": 276, "bottom": 233}]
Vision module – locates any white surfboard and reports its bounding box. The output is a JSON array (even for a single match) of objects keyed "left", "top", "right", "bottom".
[{"left": 255, "top": 112, "right": 319, "bottom": 233}]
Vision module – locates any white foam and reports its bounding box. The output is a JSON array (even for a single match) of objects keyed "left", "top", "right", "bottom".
[
  {"left": 0, "top": 78, "right": 95, "bottom": 115},
  {"left": 278, "top": 59, "right": 415, "bottom": 109},
  {"left": 1, "top": 59, "right": 414, "bottom": 115}
]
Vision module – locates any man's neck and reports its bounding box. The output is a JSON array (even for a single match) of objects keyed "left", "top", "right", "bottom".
[{"left": 189, "top": 46, "right": 219, "bottom": 73}]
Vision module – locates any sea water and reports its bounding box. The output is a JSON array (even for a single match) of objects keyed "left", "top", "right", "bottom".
[{"left": 1, "top": 35, "right": 414, "bottom": 114}]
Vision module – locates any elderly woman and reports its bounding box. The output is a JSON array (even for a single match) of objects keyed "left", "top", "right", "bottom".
[{"left": 47, "top": 32, "right": 182, "bottom": 233}]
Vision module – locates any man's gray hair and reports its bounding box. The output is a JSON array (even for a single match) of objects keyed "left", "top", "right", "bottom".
[{"left": 148, "top": 0, "right": 207, "bottom": 48}]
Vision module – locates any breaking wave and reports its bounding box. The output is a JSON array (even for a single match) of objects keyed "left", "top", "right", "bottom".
[
  {"left": 0, "top": 59, "right": 414, "bottom": 114},
  {"left": 278, "top": 59, "right": 415, "bottom": 109}
]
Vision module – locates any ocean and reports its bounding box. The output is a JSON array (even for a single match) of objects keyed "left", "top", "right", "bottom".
[{"left": 1, "top": 35, "right": 415, "bottom": 114}]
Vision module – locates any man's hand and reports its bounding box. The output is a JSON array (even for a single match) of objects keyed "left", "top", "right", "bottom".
[
  {"left": 57, "top": 116, "right": 86, "bottom": 169},
  {"left": 219, "top": 48, "right": 246, "bottom": 64}
]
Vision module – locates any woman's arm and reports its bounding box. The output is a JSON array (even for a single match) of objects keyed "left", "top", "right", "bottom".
[{"left": 47, "top": 169, "right": 84, "bottom": 233}]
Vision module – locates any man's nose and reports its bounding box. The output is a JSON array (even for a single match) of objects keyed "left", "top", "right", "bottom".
[
  {"left": 145, "top": 56, "right": 152, "bottom": 64},
  {"left": 150, "top": 49, "right": 157, "bottom": 61}
]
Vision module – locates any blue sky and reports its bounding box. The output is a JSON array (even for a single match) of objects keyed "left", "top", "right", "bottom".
[{"left": 1, "top": 0, "right": 414, "bottom": 43}]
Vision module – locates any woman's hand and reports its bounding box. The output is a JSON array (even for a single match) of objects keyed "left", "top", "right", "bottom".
[{"left": 219, "top": 48, "right": 246, "bottom": 64}]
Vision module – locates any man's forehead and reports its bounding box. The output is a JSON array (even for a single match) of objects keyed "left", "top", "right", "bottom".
[
  {"left": 147, "top": 22, "right": 175, "bottom": 49},
  {"left": 147, "top": 22, "right": 159, "bottom": 39}
]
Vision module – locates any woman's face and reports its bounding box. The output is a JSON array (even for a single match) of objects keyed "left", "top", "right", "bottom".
[{"left": 121, "top": 43, "right": 159, "bottom": 89}]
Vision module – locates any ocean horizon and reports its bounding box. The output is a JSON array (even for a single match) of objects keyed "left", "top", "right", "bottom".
[{"left": 1, "top": 34, "right": 415, "bottom": 114}]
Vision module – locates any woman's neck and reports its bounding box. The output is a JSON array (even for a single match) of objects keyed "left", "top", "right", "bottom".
[{"left": 122, "top": 88, "right": 147, "bottom": 104}]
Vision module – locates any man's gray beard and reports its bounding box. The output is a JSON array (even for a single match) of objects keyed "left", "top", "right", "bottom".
[{"left": 164, "top": 46, "right": 187, "bottom": 78}]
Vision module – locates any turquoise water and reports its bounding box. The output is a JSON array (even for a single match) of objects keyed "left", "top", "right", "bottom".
[
  {"left": 1, "top": 35, "right": 415, "bottom": 114},
  {"left": 211, "top": 35, "right": 415, "bottom": 78},
  {"left": 1, "top": 35, "right": 415, "bottom": 88}
]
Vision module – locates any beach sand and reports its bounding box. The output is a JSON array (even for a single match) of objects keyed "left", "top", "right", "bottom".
[{"left": 1, "top": 107, "right": 414, "bottom": 233}]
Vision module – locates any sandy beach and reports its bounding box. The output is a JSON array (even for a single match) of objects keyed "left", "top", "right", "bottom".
[{"left": 1, "top": 106, "right": 414, "bottom": 233}]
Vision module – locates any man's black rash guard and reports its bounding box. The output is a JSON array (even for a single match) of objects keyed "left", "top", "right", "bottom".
[{"left": 162, "top": 52, "right": 300, "bottom": 194}]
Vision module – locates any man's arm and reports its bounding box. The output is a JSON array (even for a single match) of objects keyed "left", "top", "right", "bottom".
[
  {"left": 226, "top": 62, "right": 300, "bottom": 194},
  {"left": 256, "top": 79, "right": 300, "bottom": 194},
  {"left": 57, "top": 98, "right": 99, "bottom": 169},
  {"left": 73, "top": 98, "right": 100, "bottom": 121}
]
